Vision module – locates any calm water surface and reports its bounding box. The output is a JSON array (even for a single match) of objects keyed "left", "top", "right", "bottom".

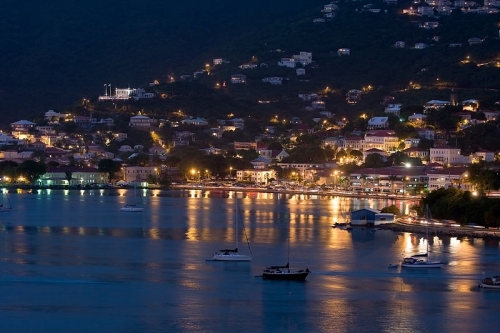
[{"left": 0, "top": 189, "right": 499, "bottom": 333}]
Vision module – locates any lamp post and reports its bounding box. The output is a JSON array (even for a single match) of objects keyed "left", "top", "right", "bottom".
[{"left": 403, "top": 163, "right": 411, "bottom": 196}]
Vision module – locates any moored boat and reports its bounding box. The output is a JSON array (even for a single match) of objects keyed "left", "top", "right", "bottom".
[
  {"left": 479, "top": 276, "right": 500, "bottom": 289},
  {"left": 211, "top": 196, "right": 252, "bottom": 262},
  {"left": 401, "top": 205, "right": 445, "bottom": 269},
  {"left": 262, "top": 263, "right": 310, "bottom": 281},
  {"left": 119, "top": 204, "right": 144, "bottom": 212}
]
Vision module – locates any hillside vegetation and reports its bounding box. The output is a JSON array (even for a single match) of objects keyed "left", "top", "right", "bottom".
[{"left": 1, "top": 0, "right": 499, "bottom": 121}]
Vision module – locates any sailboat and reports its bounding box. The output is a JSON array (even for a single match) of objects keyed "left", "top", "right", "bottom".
[
  {"left": 120, "top": 183, "right": 144, "bottom": 212},
  {"left": 262, "top": 211, "right": 310, "bottom": 280},
  {"left": 0, "top": 190, "right": 12, "bottom": 212},
  {"left": 211, "top": 196, "right": 252, "bottom": 261},
  {"left": 401, "top": 205, "right": 444, "bottom": 268}
]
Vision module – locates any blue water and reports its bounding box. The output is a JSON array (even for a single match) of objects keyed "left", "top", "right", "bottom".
[{"left": 0, "top": 189, "right": 499, "bottom": 333}]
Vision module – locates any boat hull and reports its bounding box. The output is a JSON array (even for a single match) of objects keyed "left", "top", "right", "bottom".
[
  {"left": 262, "top": 269, "right": 310, "bottom": 281},
  {"left": 212, "top": 254, "right": 252, "bottom": 262},
  {"left": 120, "top": 207, "right": 144, "bottom": 212},
  {"left": 401, "top": 262, "right": 444, "bottom": 268},
  {"left": 479, "top": 283, "right": 500, "bottom": 289}
]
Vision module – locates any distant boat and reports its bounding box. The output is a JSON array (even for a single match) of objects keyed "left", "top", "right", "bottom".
[
  {"left": 120, "top": 184, "right": 144, "bottom": 212},
  {"left": 479, "top": 276, "right": 500, "bottom": 289},
  {"left": 401, "top": 205, "right": 444, "bottom": 269},
  {"left": 262, "top": 211, "right": 310, "bottom": 281},
  {"left": 0, "top": 190, "right": 12, "bottom": 212},
  {"left": 211, "top": 196, "right": 252, "bottom": 262},
  {"left": 388, "top": 264, "right": 399, "bottom": 268}
]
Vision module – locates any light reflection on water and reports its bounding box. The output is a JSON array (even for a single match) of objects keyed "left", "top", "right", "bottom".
[{"left": 0, "top": 190, "right": 499, "bottom": 332}]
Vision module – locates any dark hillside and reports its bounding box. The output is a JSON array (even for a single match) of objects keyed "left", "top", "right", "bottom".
[
  {"left": 0, "top": 0, "right": 326, "bottom": 120},
  {"left": 1, "top": 0, "right": 499, "bottom": 122}
]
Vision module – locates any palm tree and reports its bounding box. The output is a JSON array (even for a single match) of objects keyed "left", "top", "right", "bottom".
[{"left": 389, "top": 175, "right": 398, "bottom": 193}]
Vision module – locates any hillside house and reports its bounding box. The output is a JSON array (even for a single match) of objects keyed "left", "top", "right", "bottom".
[
  {"left": 418, "top": 6, "right": 435, "bottom": 16},
  {"left": 296, "top": 68, "right": 306, "bottom": 76},
  {"left": 234, "top": 142, "right": 257, "bottom": 150},
  {"left": 429, "top": 146, "right": 467, "bottom": 165},
  {"left": 298, "top": 94, "right": 318, "bottom": 101},
  {"left": 363, "top": 130, "right": 399, "bottom": 152},
  {"left": 262, "top": 77, "right": 283, "bottom": 85},
  {"left": 293, "top": 52, "right": 313, "bottom": 66},
  {"left": 472, "top": 150, "right": 495, "bottom": 163},
  {"left": 408, "top": 113, "right": 427, "bottom": 123},
  {"left": 468, "top": 38, "right": 482, "bottom": 45},
  {"left": 230, "top": 74, "right": 246, "bottom": 84},
  {"left": 278, "top": 58, "right": 296, "bottom": 68},
  {"left": 346, "top": 90, "right": 362, "bottom": 103},
  {"left": 213, "top": 58, "right": 229, "bottom": 65},
  {"left": 129, "top": 115, "right": 157, "bottom": 128},
  {"left": 311, "top": 101, "right": 326, "bottom": 109},
  {"left": 337, "top": 48, "right": 350, "bottom": 56},
  {"left": 343, "top": 136, "right": 363, "bottom": 151},
  {"left": 367, "top": 117, "right": 389, "bottom": 129},
  {"left": 481, "top": 110, "right": 499, "bottom": 121},
  {"left": 414, "top": 43, "right": 427, "bottom": 49},
  {"left": 322, "top": 137, "right": 342, "bottom": 148},
  {"left": 11, "top": 120, "right": 36, "bottom": 132},
  {"left": 394, "top": 41, "right": 405, "bottom": 48},
  {"left": 425, "top": 100, "right": 450, "bottom": 111},
  {"left": 403, "top": 147, "right": 429, "bottom": 160},
  {"left": 384, "top": 103, "right": 402, "bottom": 115},
  {"left": 239, "top": 63, "right": 257, "bottom": 69},
  {"left": 181, "top": 117, "right": 208, "bottom": 126}
]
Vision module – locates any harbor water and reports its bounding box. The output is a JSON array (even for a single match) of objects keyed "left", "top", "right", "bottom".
[{"left": 0, "top": 189, "right": 499, "bottom": 333}]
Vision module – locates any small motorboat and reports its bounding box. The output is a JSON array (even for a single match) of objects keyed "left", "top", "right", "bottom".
[
  {"left": 479, "top": 276, "right": 500, "bottom": 289},
  {"left": 388, "top": 264, "right": 399, "bottom": 268}
]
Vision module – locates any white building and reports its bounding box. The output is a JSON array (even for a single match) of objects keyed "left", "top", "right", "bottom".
[
  {"left": 384, "top": 104, "right": 402, "bottom": 115},
  {"left": 181, "top": 117, "right": 209, "bottom": 126},
  {"left": 278, "top": 57, "right": 296, "bottom": 68},
  {"left": 293, "top": 52, "right": 312, "bottom": 66},
  {"left": 129, "top": 115, "right": 157, "bottom": 128},
  {"left": 337, "top": 48, "right": 350, "bottom": 56},
  {"left": 429, "top": 146, "right": 466, "bottom": 165},
  {"left": 262, "top": 77, "right": 283, "bottom": 85},
  {"left": 230, "top": 74, "right": 247, "bottom": 84},
  {"left": 367, "top": 117, "right": 389, "bottom": 129}
]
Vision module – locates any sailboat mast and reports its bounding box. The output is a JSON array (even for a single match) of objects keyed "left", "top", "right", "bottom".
[
  {"left": 288, "top": 211, "right": 291, "bottom": 272},
  {"left": 235, "top": 195, "right": 238, "bottom": 250},
  {"left": 426, "top": 205, "right": 430, "bottom": 256}
]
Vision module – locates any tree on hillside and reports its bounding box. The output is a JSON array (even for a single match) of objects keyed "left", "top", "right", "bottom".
[
  {"left": 0, "top": 161, "right": 19, "bottom": 180},
  {"left": 98, "top": 159, "right": 122, "bottom": 183},
  {"left": 17, "top": 160, "right": 46, "bottom": 185},
  {"left": 363, "top": 153, "right": 386, "bottom": 168}
]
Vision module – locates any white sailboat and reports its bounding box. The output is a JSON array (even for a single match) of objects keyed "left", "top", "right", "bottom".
[
  {"left": 211, "top": 196, "right": 252, "bottom": 261},
  {"left": 401, "top": 205, "right": 444, "bottom": 268},
  {"left": 0, "top": 190, "right": 12, "bottom": 212},
  {"left": 120, "top": 183, "right": 144, "bottom": 212}
]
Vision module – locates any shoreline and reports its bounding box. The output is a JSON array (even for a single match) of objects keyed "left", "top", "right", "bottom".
[{"left": 376, "top": 222, "right": 500, "bottom": 239}]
